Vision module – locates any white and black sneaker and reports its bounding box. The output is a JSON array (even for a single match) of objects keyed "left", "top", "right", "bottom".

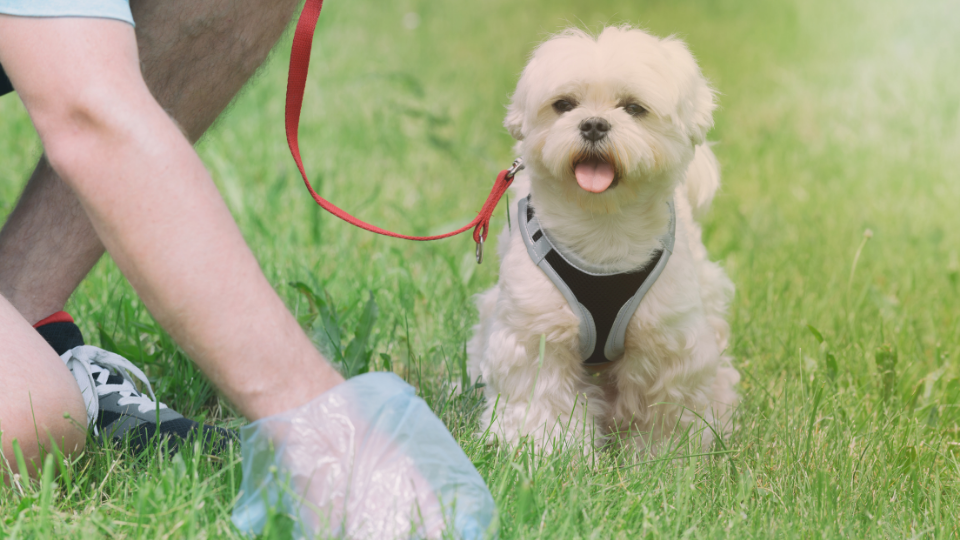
[{"left": 36, "top": 313, "right": 235, "bottom": 455}]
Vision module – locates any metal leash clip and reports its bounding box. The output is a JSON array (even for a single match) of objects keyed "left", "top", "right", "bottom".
[
  {"left": 506, "top": 157, "right": 525, "bottom": 180},
  {"left": 475, "top": 158, "right": 525, "bottom": 264}
]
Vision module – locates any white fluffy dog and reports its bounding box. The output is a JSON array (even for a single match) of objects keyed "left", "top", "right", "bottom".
[{"left": 467, "top": 26, "right": 739, "bottom": 454}]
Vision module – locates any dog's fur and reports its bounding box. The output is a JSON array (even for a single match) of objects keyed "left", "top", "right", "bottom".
[{"left": 466, "top": 27, "right": 739, "bottom": 454}]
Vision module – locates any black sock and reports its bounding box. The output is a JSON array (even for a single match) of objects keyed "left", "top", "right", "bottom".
[{"left": 34, "top": 311, "right": 85, "bottom": 356}]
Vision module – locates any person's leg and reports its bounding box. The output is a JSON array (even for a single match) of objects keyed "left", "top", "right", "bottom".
[
  {"left": 0, "top": 293, "right": 87, "bottom": 480},
  {"left": 0, "top": 13, "right": 342, "bottom": 427},
  {"left": 132, "top": 0, "right": 300, "bottom": 142},
  {"left": 0, "top": 0, "right": 299, "bottom": 324},
  {"left": 0, "top": 159, "right": 102, "bottom": 323}
]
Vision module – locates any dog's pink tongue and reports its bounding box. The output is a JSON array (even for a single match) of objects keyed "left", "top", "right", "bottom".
[{"left": 575, "top": 161, "right": 615, "bottom": 193}]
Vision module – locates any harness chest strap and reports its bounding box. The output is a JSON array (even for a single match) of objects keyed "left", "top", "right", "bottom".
[{"left": 518, "top": 195, "right": 676, "bottom": 367}]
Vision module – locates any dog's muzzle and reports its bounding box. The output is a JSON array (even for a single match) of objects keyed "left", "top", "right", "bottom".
[{"left": 579, "top": 117, "right": 610, "bottom": 142}]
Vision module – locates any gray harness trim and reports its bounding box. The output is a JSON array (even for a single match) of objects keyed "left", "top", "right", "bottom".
[{"left": 518, "top": 195, "right": 676, "bottom": 365}]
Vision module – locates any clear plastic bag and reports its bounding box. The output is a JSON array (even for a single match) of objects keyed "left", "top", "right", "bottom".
[{"left": 232, "top": 372, "right": 495, "bottom": 539}]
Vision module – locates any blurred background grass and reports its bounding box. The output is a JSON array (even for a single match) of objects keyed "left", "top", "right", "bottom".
[{"left": 1, "top": 0, "right": 959, "bottom": 537}]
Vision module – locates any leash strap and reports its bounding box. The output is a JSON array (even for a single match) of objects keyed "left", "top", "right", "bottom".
[{"left": 285, "top": 0, "right": 520, "bottom": 262}]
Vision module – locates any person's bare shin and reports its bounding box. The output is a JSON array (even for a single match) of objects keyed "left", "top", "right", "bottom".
[
  {"left": 0, "top": 0, "right": 299, "bottom": 324},
  {"left": 0, "top": 159, "right": 102, "bottom": 324}
]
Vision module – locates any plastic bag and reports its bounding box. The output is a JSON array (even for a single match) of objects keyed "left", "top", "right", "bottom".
[{"left": 232, "top": 372, "right": 495, "bottom": 539}]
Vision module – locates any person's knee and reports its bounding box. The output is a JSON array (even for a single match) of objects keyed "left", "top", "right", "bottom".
[
  {"left": 39, "top": 388, "right": 88, "bottom": 458},
  {"left": 1, "top": 375, "right": 87, "bottom": 480},
  {"left": 35, "top": 82, "right": 153, "bottom": 187}
]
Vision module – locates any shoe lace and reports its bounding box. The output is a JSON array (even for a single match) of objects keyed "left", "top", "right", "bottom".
[
  {"left": 63, "top": 345, "right": 168, "bottom": 417},
  {"left": 88, "top": 360, "right": 169, "bottom": 414}
]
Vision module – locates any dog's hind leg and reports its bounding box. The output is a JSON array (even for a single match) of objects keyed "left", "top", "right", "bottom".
[{"left": 705, "top": 360, "right": 740, "bottom": 442}]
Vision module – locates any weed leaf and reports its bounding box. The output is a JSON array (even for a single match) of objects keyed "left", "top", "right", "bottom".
[
  {"left": 289, "top": 281, "right": 322, "bottom": 314},
  {"left": 310, "top": 290, "right": 343, "bottom": 364},
  {"left": 824, "top": 352, "right": 838, "bottom": 381},
  {"left": 806, "top": 324, "right": 824, "bottom": 344},
  {"left": 343, "top": 293, "right": 379, "bottom": 378}
]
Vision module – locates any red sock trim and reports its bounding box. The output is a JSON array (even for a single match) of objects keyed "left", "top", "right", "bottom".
[{"left": 33, "top": 310, "right": 75, "bottom": 328}]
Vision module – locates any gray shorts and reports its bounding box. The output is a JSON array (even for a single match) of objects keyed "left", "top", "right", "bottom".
[{"left": 0, "top": 0, "right": 133, "bottom": 26}]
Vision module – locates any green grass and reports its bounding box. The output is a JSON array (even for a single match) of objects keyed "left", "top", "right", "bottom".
[{"left": 3, "top": 0, "right": 960, "bottom": 537}]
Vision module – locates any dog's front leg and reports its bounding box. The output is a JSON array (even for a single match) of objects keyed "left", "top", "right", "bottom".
[{"left": 473, "top": 323, "right": 607, "bottom": 453}]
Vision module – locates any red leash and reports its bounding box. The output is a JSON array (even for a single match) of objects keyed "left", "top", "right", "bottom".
[{"left": 285, "top": 0, "right": 522, "bottom": 263}]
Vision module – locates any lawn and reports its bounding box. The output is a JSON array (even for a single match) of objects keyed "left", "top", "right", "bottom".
[{"left": 2, "top": 0, "right": 959, "bottom": 537}]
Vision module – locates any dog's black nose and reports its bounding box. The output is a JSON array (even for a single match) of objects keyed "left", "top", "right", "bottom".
[{"left": 579, "top": 117, "right": 610, "bottom": 142}]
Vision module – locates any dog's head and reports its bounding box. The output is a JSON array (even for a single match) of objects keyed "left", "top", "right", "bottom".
[{"left": 506, "top": 27, "right": 715, "bottom": 211}]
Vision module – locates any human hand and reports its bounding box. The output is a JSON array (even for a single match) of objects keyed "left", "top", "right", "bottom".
[{"left": 231, "top": 372, "right": 495, "bottom": 539}]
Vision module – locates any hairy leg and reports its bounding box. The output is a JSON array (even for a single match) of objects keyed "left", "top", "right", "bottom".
[
  {"left": 0, "top": 0, "right": 299, "bottom": 323},
  {"left": 131, "top": 0, "right": 300, "bottom": 141},
  {"left": 0, "top": 159, "right": 101, "bottom": 323}
]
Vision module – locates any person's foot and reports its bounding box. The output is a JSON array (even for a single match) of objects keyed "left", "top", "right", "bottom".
[{"left": 35, "top": 311, "right": 236, "bottom": 455}]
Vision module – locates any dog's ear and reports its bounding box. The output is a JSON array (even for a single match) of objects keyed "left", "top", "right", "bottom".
[
  {"left": 504, "top": 64, "right": 531, "bottom": 141},
  {"left": 504, "top": 108, "right": 524, "bottom": 140},
  {"left": 660, "top": 38, "right": 716, "bottom": 146},
  {"left": 504, "top": 97, "right": 525, "bottom": 141}
]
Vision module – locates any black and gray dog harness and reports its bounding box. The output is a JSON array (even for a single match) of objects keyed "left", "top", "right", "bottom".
[{"left": 518, "top": 195, "right": 676, "bottom": 368}]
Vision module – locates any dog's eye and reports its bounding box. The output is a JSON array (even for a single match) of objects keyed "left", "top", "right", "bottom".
[
  {"left": 623, "top": 103, "right": 648, "bottom": 117},
  {"left": 552, "top": 99, "right": 576, "bottom": 114}
]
